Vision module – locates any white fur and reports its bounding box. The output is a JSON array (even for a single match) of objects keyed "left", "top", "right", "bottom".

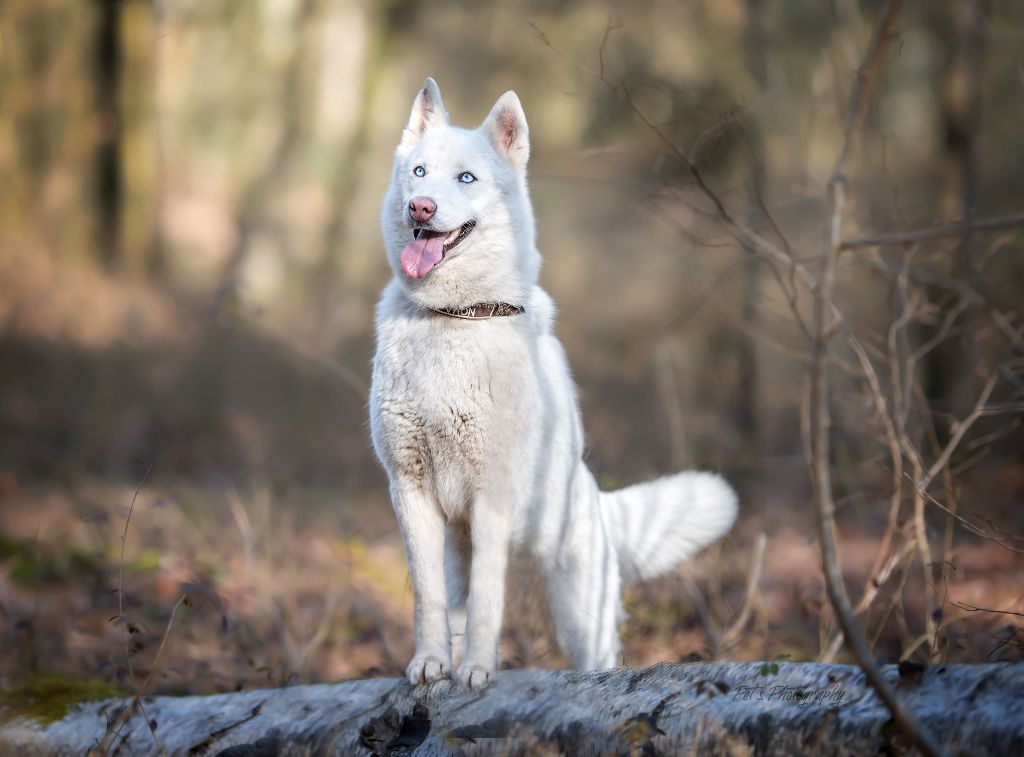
[{"left": 370, "top": 78, "right": 738, "bottom": 690}]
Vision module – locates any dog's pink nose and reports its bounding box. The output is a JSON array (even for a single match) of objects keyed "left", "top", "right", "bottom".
[{"left": 408, "top": 196, "right": 436, "bottom": 223}]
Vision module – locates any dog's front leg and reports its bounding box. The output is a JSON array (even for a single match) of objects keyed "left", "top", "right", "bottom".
[
  {"left": 391, "top": 483, "right": 450, "bottom": 685},
  {"left": 456, "top": 499, "right": 511, "bottom": 690}
]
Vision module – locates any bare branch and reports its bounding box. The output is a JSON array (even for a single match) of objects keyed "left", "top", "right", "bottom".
[
  {"left": 857, "top": 257, "right": 1024, "bottom": 355},
  {"left": 909, "top": 298, "right": 971, "bottom": 364},
  {"left": 847, "top": 336, "right": 903, "bottom": 577},
  {"left": 840, "top": 213, "right": 1024, "bottom": 251},
  {"left": 952, "top": 600, "right": 1024, "bottom": 619},
  {"left": 808, "top": 1, "right": 946, "bottom": 754},
  {"left": 531, "top": 18, "right": 839, "bottom": 343},
  {"left": 917, "top": 372, "right": 999, "bottom": 492},
  {"left": 821, "top": 532, "right": 916, "bottom": 663},
  {"left": 597, "top": 20, "right": 622, "bottom": 80},
  {"left": 913, "top": 481, "right": 1024, "bottom": 555}
]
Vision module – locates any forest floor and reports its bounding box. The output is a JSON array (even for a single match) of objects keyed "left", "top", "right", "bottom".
[
  {"left": 1, "top": 475, "right": 1020, "bottom": 715},
  {"left": 0, "top": 255, "right": 1021, "bottom": 722}
]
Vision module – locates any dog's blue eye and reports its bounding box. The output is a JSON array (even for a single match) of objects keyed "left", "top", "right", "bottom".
[
  {"left": 458, "top": 171, "right": 476, "bottom": 184},
  {"left": 413, "top": 165, "right": 425, "bottom": 177}
]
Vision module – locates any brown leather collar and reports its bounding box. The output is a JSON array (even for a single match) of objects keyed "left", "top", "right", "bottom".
[{"left": 427, "top": 302, "right": 526, "bottom": 320}]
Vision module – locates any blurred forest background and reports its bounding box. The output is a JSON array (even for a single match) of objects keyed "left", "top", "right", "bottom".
[{"left": 1, "top": 0, "right": 1022, "bottom": 714}]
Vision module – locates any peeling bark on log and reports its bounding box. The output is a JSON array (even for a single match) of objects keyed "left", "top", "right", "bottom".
[{"left": 3, "top": 662, "right": 1022, "bottom": 755}]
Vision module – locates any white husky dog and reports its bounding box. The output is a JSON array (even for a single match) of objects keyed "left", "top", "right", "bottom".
[{"left": 370, "top": 78, "right": 737, "bottom": 690}]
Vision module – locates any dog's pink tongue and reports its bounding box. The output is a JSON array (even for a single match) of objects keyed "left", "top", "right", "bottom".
[{"left": 400, "top": 232, "right": 445, "bottom": 279}]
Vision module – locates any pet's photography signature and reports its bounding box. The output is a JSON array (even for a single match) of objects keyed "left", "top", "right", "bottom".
[{"left": 731, "top": 682, "right": 847, "bottom": 709}]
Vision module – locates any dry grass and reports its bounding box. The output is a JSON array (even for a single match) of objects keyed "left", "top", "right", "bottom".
[{"left": 1, "top": 476, "right": 1019, "bottom": 715}]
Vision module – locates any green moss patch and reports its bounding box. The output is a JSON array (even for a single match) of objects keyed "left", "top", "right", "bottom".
[
  {"left": 0, "top": 532, "right": 161, "bottom": 587},
  {"left": 0, "top": 673, "right": 124, "bottom": 724}
]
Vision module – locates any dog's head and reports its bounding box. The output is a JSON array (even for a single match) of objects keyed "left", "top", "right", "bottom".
[{"left": 380, "top": 78, "right": 540, "bottom": 309}]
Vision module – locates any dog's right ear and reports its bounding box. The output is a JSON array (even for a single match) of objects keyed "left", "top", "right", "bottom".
[{"left": 398, "top": 77, "right": 448, "bottom": 153}]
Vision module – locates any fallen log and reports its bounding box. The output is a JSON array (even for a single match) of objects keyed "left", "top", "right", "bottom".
[{"left": 3, "top": 662, "right": 1022, "bottom": 755}]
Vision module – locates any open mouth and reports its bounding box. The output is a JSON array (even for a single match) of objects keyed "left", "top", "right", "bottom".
[
  {"left": 401, "top": 221, "right": 476, "bottom": 279},
  {"left": 412, "top": 220, "right": 476, "bottom": 251}
]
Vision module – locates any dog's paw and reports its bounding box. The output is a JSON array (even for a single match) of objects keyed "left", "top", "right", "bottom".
[
  {"left": 455, "top": 662, "right": 494, "bottom": 691},
  {"left": 406, "top": 653, "right": 450, "bottom": 686}
]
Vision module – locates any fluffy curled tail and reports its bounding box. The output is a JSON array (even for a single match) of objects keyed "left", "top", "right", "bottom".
[{"left": 600, "top": 471, "right": 738, "bottom": 582}]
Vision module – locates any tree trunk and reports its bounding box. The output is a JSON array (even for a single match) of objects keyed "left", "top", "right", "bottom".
[
  {"left": 93, "top": 0, "right": 122, "bottom": 269},
  {"left": 4, "top": 662, "right": 1021, "bottom": 755}
]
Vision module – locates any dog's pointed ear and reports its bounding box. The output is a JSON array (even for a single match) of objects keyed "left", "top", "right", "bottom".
[
  {"left": 482, "top": 91, "right": 529, "bottom": 170},
  {"left": 399, "top": 77, "right": 448, "bottom": 153}
]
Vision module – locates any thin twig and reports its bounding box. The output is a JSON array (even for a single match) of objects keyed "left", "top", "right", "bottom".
[
  {"left": 118, "top": 463, "right": 152, "bottom": 620},
  {"left": 858, "top": 257, "right": 1024, "bottom": 355},
  {"left": 911, "top": 477, "right": 1024, "bottom": 554},
  {"left": 135, "top": 593, "right": 188, "bottom": 696},
  {"left": 917, "top": 372, "right": 1000, "bottom": 492},
  {"left": 951, "top": 600, "right": 1024, "bottom": 619},
  {"left": 721, "top": 533, "right": 766, "bottom": 650},
  {"left": 899, "top": 608, "right": 974, "bottom": 662},
  {"left": 679, "top": 568, "right": 722, "bottom": 659},
  {"left": 116, "top": 462, "right": 168, "bottom": 756},
  {"left": 821, "top": 528, "right": 916, "bottom": 663},
  {"left": 847, "top": 333, "right": 903, "bottom": 593},
  {"left": 839, "top": 212, "right": 1024, "bottom": 251}
]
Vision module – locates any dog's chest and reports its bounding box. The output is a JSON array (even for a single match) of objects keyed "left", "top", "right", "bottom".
[{"left": 373, "top": 320, "right": 526, "bottom": 506}]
